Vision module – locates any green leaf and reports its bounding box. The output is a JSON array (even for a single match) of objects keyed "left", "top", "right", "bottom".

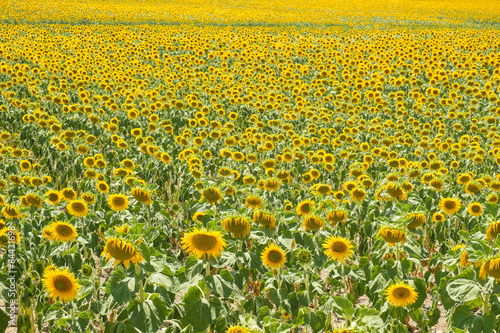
[
  {"left": 328, "top": 296, "right": 354, "bottom": 320},
  {"left": 107, "top": 270, "right": 139, "bottom": 305},
  {"left": 128, "top": 293, "right": 168, "bottom": 333},
  {"left": 410, "top": 278, "right": 427, "bottom": 309},
  {"left": 470, "top": 313, "right": 496, "bottom": 333},
  {"left": 0, "top": 308, "right": 10, "bottom": 333},
  {"left": 104, "top": 322, "right": 138, "bottom": 333},
  {"left": 446, "top": 279, "right": 482, "bottom": 302},
  {"left": 307, "top": 310, "right": 326, "bottom": 333},
  {"left": 205, "top": 269, "right": 234, "bottom": 298},
  {"left": 357, "top": 308, "right": 384, "bottom": 330},
  {"left": 182, "top": 286, "right": 212, "bottom": 332}
]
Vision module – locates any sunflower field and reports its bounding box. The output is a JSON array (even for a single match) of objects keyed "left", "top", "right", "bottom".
[{"left": 1, "top": 0, "right": 500, "bottom": 332}]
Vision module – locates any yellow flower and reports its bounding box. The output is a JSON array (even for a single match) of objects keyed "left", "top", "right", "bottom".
[
  {"left": 385, "top": 282, "right": 417, "bottom": 307},
  {"left": 261, "top": 243, "right": 286, "bottom": 269},
  {"left": 66, "top": 200, "right": 88, "bottom": 218},
  {"left": 131, "top": 188, "right": 152, "bottom": 205},
  {"left": 439, "top": 197, "right": 461, "bottom": 215},
  {"left": 181, "top": 228, "right": 226, "bottom": 260},
  {"left": 49, "top": 221, "right": 78, "bottom": 242},
  {"left": 253, "top": 211, "right": 276, "bottom": 229},
  {"left": 107, "top": 194, "right": 129, "bottom": 211},
  {"left": 302, "top": 214, "right": 325, "bottom": 232},
  {"left": 0, "top": 227, "right": 20, "bottom": 246},
  {"left": 42, "top": 267, "right": 80, "bottom": 302},
  {"left": 202, "top": 187, "right": 223, "bottom": 205},
  {"left": 245, "top": 196, "right": 263, "bottom": 209},
  {"left": 296, "top": 200, "right": 315, "bottom": 216},
  {"left": 2, "top": 205, "right": 21, "bottom": 220},
  {"left": 222, "top": 216, "right": 250, "bottom": 238},
  {"left": 322, "top": 236, "right": 354, "bottom": 263},
  {"left": 467, "top": 202, "right": 483, "bottom": 217},
  {"left": 102, "top": 238, "right": 144, "bottom": 268},
  {"left": 378, "top": 227, "right": 407, "bottom": 246},
  {"left": 486, "top": 222, "right": 500, "bottom": 241}
]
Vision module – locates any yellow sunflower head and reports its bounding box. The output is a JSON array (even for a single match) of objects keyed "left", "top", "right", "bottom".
[
  {"left": 202, "top": 187, "right": 223, "bottom": 205},
  {"left": 49, "top": 221, "right": 78, "bottom": 242},
  {"left": 407, "top": 213, "right": 426, "bottom": 229},
  {"left": 181, "top": 228, "right": 226, "bottom": 260},
  {"left": 486, "top": 222, "right": 500, "bottom": 242},
  {"left": 253, "top": 211, "right": 276, "bottom": 229},
  {"left": 385, "top": 282, "right": 417, "bottom": 307},
  {"left": 467, "top": 202, "right": 483, "bottom": 217},
  {"left": 102, "top": 238, "right": 144, "bottom": 268},
  {"left": 66, "top": 200, "right": 88, "bottom": 218},
  {"left": 296, "top": 199, "right": 315, "bottom": 216},
  {"left": 245, "top": 196, "right": 263, "bottom": 209},
  {"left": 302, "top": 214, "right": 325, "bottom": 232},
  {"left": 0, "top": 227, "right": 20, "bottom": 246},
  {"left": 2, "top": 205, "right": 21, "bottom": 220},
  {"left": 107, "top": 194, "right": 129, "bottom": 211},
  {"left": 45, "top": 190, "right": 62, "bottom": 205},
  {"left": 439, "top": 197, "right": 461, "bottom": 215},
  {"left": 42, "top": 267, "right": 80, "bottom": 303},
  {"left": 479, "top": 258, "right": 500, "bottom": 282},
  {"left": 261, "top": 243, "right": 286, "bottom": 270},
  {"left": 378, "top": 226, "right": 407, "bottom": 246},
  {"left": 322, "top": 236, "right": 354, "bottom": 263}
]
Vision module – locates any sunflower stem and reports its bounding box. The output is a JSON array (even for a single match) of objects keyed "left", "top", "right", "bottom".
[
  {"left": 396, "top": 243, "right": 400, "bottom": 261},
  {"left": 483, "top": 293, "right": 490, "bottom": 314},
  {"left": 205, "top": 262, "right": 211, "bottom": 300},
  {"left": 139, "top": 281, "right": 145, "bottom": 303}
]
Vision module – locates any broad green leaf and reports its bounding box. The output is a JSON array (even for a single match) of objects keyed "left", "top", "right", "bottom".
[
  {"left": 182, "top": 286, "right": 212, "bottom": 332},
  {"left": 446, "top": 279, "right": 482, "bottom": 302},
  {"left": 128, "top": 293, "right": 168, "bottom": 333},
  {"left": 107, "top": 270, "right": 139, "bottom": 305}
]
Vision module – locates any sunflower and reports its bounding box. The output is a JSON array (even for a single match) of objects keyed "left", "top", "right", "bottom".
[
  {"left": 302, "top": 215, "right": 325, "bottom": 232},
  {"left": 192, "top": 212, "right": 205, "bottom": 222},
  {"left": 465, "top": 181, "right": 482, "bottom": 195},
  {"left": 181, "top": 228, "right": 226, "bottom": 260},
  {"left": 26, "top": 193, "right": 43, "bottom": 208},
  {"left": 42, "top": 267, "right": 80, "bottom": 302},
  {"left": 296, "top": 199, "right": 315, "bottom": 216},
  {"left": 61, "top": 188, "right": 77, "bottom": 201},
  {"left": 486, "top": 222, "right": 500, "bottom": 241},
  {"left": 385, "top": 183, "right": 407, "bottom": 201},
  {"left": 66, "top": 200, "right": 88, "bottom": 218},
  {"left": 467, "top": 202, "right": 483, "bottom": 217},
  {"left": 322, "top": 236, "right": 354, "bottom": 263},
  {"left": 253, "top": 211, "right": 276, "bottom": 229},
  {"left": 479, "top": 258, "right": 500, "bottom": 282},
  {"left": 45, "top": 190, "right": 62, "bottom": 205},
  {"left": 385, "top": 282, "right": 417, "bottom": 307},
  {"left": 432, "top": 212, "right": 445, "bottom": 223},
  {"left": 19, "top": 160, "right": 31, "bottom": 171},
  {"left": 81, "top": 193, "right": 96, "bottom": 204},
  {"left": 42, "top": 227, "right": 56, "bottom": 240},
  {"left": 263, "top": 179, "right": 280, "bottom": 192},
  {"left": 96, "top": 181, "right": 110, "bottom": 193},
  {"left": 407, "top": 213, "right": 426, "bottom": 229},
  {"left": 226, "top": 326, "right": 250, "bottom": 333},
  {"left": 131, "top": 188, "right": 152, "bottom": 205},
  {"left": 107, "top": 194, "right": 129, "bottom": 211},
  {"left": 326, "top": 210, "right": 348, "bottom": 226},
  {"left": 261, "top": 243, "right": 286, "bottom": 269},
  {"left": 50, "top": 221, "right": 78, "bottom": 242},
  {"left": 378, "top": 227, "right": 407, "bottom": 246},
  {"left": 102, "top": 238, "right": 145, "bottom": 268},
  {"left": 114, "top": 224, "right": 130, "bottom": 234},
  {"left": 222, "top": 217, "right": 250, "bottom": 238},
  {"left": 202, "top": 187, "right": 223, "bottom": 205},
  {"left": 350, "top": 188, "right": 366, "bottom": 202},
  {"left": 245, "top": 196, "right": 263, "bottom": 209},
  {"left": 439, "top": 197, "right": 461, "bottom": 215},
  {"left": 2, "top": 205, "right": 21, "bottom": 220},
  {"left": 0, "top": 228, "right": 20, "bottom": 246}
]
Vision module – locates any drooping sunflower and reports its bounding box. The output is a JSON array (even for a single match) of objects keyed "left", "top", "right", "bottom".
[
  {"left": 407, "top": 213, "right": 426, "bottom": 229},
  {"left": 439, "top": 197, "right": 461, "bottom": 215},
  {"left": 302, "top": 215, "right": 325, "bottom": 232},
  {"left": 378, "top": 227, "right": 407, "bottom": 246},
  {"left": 107, "top": 194, "right": 129, "bottom": 211},
  {"left": 25, "top": 193, "right": 43, "bottom": 208},
  {"left": 245, "top": 196, "right": 263, "bottom": 209},
  {"left": 385, "top": 183, "right": 407, "bottom": 201},
  {"left": 253, "top": 211, "right": 276, "bottom": 229},
  {"left": 130, "top": 188, "right": 152, "bottom": 205},
  {"left": 202, "top": 187, "right": 223, "bottom": 205},
  {"left": 42, "top": 227, "right": 56, "bottom": 241},
  {"left": 263, "top": 179, "right": 280, "bottom": 192},
  {"left": 66, "top": 200, "right": 88, "bottom": 218},
  {"left": 61, "top": 188, "right": 77, "bottom": 201},
  {"left": 326, "top": 210, "right": 348, "bottom": 226},
  {"left": 467, "top": 202, "right": 483, "bottom": 217},
  {"left": 350, "top": 188, "right": 366, "bottom": 202},
  {"left": 296, "top": 199, "right": 315, "bottom": 216},
  {"left": 102, "top": 238, "right": 145, "bottom": 268},
  {"left": 2, "top": 205, "right": 21, "bottom": 220},
  {"left": 385, "top": 282, "right": 417, "bottom": 307},
  {"left": 45, "top": 190, "right": 62, "bottom": 205},
  {"left": 486, "top": 222, "right": 500, "bottom": 241},
  {"left": 322, "top": 236, "right": 354, "bottom": 263},
  {"left": 181, "top": 228, "right": 226, "bottom": 260},
  {"left": 42, "top": 267, "right": 80, "bottom": 302},
  {"left": 50, "top": 221, "right": 78, "bottom": 242},
  {"left": 222, "top": 217, "right": 251, "bottom": 238},
  {"left": 261, "top": 243, "right": 286, "bottom": 269},
  {"left": 479, "top": 258, "right": 500, "bottom": 282},
  {"left": 81, "top": 193, "right": 96, "bottom": 204},
  {"left": 465, "top": 181, "right": 482, "bottom": 195}
]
